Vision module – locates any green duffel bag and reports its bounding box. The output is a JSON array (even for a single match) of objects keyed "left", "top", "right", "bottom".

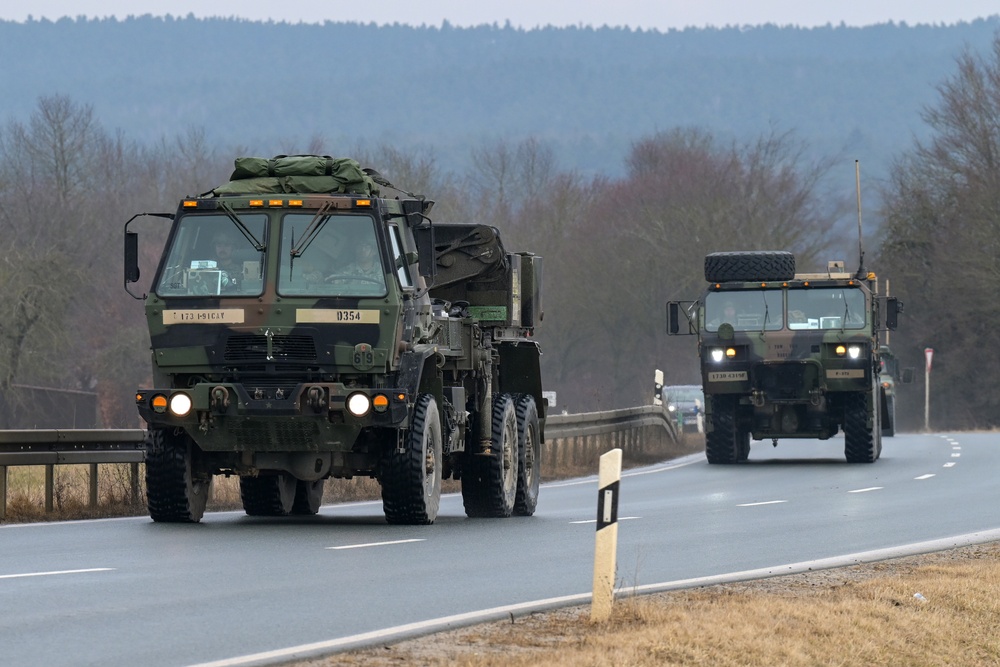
[{"left": 211, "top": 176, "right": 286, "bottom": 195}]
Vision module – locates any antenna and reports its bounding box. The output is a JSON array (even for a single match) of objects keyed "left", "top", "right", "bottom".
[{"left": 855, "top": 160, "right": 865, "bottom": 279}]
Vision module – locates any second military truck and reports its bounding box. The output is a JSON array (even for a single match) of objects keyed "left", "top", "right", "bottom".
[
  {"left": 667, "top": 251, "right": 900, "bottom": 463},
  {"left": 125, "top": 154, "right": 544, "bottom": 523}
]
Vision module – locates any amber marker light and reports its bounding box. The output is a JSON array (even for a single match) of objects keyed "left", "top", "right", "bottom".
[
  {"left": 268, "top": 199, "right": 283, "bottom": 207},
  {"left": 249, "top": 199, "right": 264, "bottom": 207},
  {"left": 372, "top": 394, "right": 389, "bottom": 413},
  {"left": 355, "top": 199, "right": 372, "bottom": 207},
  {"left": 288, "top": 199, "right": 303, "bottom": 207},
  {"left": 725, "top": 347, "right": 737, "bottom": 359},
  {"left": 835, "top": 344, "right": 847, "bottom": 356},
  {"left": 151, "top": 394, "right": 168, "bottom": 413},
  {"left": 182, "top": 200, "right": 198, "bottom": 207}
]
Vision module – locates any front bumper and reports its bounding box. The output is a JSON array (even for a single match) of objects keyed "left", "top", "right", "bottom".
[{"left": 136, "top": 381, "right": 410, "bottom": 452}]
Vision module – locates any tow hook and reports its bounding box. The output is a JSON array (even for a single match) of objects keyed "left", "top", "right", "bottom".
[{"left": 751, "top": 390, "right": 766, "bottom": 408}]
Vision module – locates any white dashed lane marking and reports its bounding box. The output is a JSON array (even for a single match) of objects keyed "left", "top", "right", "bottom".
[
  {"left": 327, "top": 539, "right": 425, "bottom": 550},
  {"left": 848, "top": 487, "right": 883, "bottom": 494}
]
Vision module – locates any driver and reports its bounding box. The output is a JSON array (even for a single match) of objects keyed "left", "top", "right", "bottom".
[{"left": 335, "top": 239, "right": 382, "bottom": 282}]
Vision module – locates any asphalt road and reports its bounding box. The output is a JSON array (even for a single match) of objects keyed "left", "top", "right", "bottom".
[{"left": 2, "top": 431, "right": 998, "bottom": 667}]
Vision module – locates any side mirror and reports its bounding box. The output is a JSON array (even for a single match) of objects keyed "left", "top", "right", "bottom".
[
  {"left": 901, "top": 368, "right": 915, "bottom": 384},
  {"left": 667, "top": 302, "right": 681, "bottom": 334},
  {"left": 125, "top": 231, "right": 140, "bottom": 284},
  {"left": 667, "top": 301, "right": 697, "bottom": 335},
  {"left": 885, "top": 297, "right": 901, "bottom": 330}
]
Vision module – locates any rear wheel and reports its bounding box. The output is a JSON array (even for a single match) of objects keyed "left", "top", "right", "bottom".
[
  {"left": 240, "top": 474, "right": 297, "bottom": 516},
  {"left": 462, "top": 393, "right": 518, "bottom": 517},
  {"left": 291, "top": 480, "right": 325, "bottom": 515},
  {"left": 844, "top": 391, "right": 880, "bottom": 463},
  {"left": 145, "top": 428, "right": 212, "bottom": 523},
  {"left": 882, "top": 395, "right": 896, "bottom": 437},
  {"left": 513, "top": 394, "right": 541, "bottom": 516},
  {"left": 381, "top": 394, "right": 442, "bottom": 525},
  {"left": 705, "top": 395, "right": 742, "bottom": 464}
]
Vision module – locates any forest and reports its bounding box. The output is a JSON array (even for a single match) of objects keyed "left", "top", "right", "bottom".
[{"left": 1, "top": 17, "right": 999, "bottom": 432}]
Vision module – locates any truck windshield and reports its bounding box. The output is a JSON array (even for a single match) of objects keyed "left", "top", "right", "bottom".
[
  {"left": 278, "top": 213, "right": 387, "bottom": 297},
  {"left": 787, "top": 288, "right": 866, "bottom": 330},
  {"left": 154, "top": 213, "right": 267, "bottom": 297},
  {"left": 705, "top": 290, "right": 783, "bottom": 332}
]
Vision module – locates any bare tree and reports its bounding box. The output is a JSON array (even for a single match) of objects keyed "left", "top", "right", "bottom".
[{"left": 879, "top": 34, "right": 1000, "bottom": 430}]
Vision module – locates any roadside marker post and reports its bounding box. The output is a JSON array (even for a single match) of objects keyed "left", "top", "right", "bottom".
[{"left": 591, "top": 448, "right": 622, "bottom": 622}]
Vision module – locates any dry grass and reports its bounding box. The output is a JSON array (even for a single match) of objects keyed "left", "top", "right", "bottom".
[{"left": 325, "top": 542, "right": 1000, "bottom": 666}]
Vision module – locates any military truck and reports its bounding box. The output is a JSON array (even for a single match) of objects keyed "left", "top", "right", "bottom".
[
  {"left": 124, "top": 154, "right": 544, "bottom": 523},
  {"left": 878, "top": 345, "right": 914, "bottom": 437},
  {"left": 666, "top": 251, "right": 901, "bottom": 463}
]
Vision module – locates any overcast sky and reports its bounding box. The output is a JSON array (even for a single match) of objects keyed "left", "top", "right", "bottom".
[{"left": 4, "top": 0, "right": 999, "bottom": 30}]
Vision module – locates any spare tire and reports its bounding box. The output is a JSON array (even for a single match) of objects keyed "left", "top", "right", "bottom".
[{"left": 705, "top": 251, "right": 796, "bottom": 282}]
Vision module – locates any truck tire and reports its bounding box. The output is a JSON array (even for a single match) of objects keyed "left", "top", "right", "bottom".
[
  {"left": 291, "top": 480, "right": 325, "bottom": 515},
  {"left": 882, "top": 395, "right": 896, "bottom": 437},
  {"left": 705, "top": 395, "right": 744, "bottom": 464},
  {"left": 240, "top": 474, "right": 297, "bottom": 516},
  {"left": 704, "top": 251, "right": 795, "bottom": 283},
  {"left": 462, "top": 393, "right": 518, "bottom": 518},
  {"left": 382, "top": 394, "right": 442, "bottom": 525},
  {"left": 145, "top": 427, "right": 212, "bottom": 523},
  {"left": 844, "top": 392, "right": 879, "bottom": 463},
  {"left": 513, "top": 394, "right": 540, "bottom": 517}
]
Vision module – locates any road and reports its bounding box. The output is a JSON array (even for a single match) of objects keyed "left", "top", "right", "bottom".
[{"left": 2, "top": 431, "right": 998, "bottom": 667}]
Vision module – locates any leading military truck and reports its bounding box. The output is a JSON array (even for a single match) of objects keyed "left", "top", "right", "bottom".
[
  {"left": 667, "top": 251, "right": 901, "bottom": 463},
  {"left": 124, "top": 155, "right": 544, "bottom": 523}
]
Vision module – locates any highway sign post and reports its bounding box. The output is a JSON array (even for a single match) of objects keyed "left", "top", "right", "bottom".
[{"left": 924, "top": 348, "right": 933, "bottom": 432}]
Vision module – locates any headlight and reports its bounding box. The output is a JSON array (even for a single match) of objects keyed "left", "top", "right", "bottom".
[
  {"left": 710, "top": 348, "right": 724, "bottom": 362},
  {"left": 169, "top": 393, "right": 193, "bottom": 417},
  {"left": 847, "top": 345, "right": 862, "bottom": 359},
  {"left": 667, "top": 404, "right": 676, "bottom": 412},
  {"left": 346, "top": 392, "right": 371, "bottom": 417}
]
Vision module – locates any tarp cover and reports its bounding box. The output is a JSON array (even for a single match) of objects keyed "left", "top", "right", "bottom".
[{"left": 212, "top": 155, "right": 379, "bottom": 196}]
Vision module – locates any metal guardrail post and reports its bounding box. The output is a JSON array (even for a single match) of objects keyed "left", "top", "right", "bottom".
[
  {"left": 45, "top": 464, "right": 54, "bottom": 513},
  {"left": 130, "top": 462, "right": 141, "bottom": 505},
  {"left": 89, "top": 463, "right": 99, "bottom": 508}
]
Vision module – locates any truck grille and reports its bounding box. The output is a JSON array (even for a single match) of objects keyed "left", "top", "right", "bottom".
[
  {"left": 229, "top": 419, "right": 321, "bottom": 448},
  {"left": 752, "top": 363, "right": 818, "bottom": 401},
  {"left": 225, "top": 334, "right": 316, "bottom": 362}
]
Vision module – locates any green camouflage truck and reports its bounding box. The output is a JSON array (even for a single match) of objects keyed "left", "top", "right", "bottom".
[
  {"left": 878, "top": 344, "right": 914, "bottom": 437},
  {"left": 667, "top": 251, "right": 901, "bottom": 463},
  {"left": 124, "top": 155, "right": 544, "bottom": 523}
]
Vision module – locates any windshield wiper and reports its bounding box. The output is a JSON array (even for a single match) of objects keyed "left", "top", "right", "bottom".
[
  {"left": 218, "top": 201, "right": 265, "bottom": 251},
  {"left": 289, "top": 201, "right": 335, "bottom": 259}
]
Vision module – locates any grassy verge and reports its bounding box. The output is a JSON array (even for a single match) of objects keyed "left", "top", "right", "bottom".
[{"left": 324, "top": 541, "right": 1000, "bottom": 666}]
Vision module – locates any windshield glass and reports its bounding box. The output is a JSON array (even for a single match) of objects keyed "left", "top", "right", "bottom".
[
  {"left": 704, "top": 290, "right": 783, "bottom": 332},
  {"left": 787, "top": 287, "right": 866, "bottom": 330},
  {"left": 154, "top": 213, "right": 267, "bottom": 297},
  {"left": 278, "top": 213, "right": 387, "bottom": 297}
]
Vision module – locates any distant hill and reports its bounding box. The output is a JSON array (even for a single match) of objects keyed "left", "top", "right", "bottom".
[{"left": 2, "top": 16, "right": 998, "bottom": 179}]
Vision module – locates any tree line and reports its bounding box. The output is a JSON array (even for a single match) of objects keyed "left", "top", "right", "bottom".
[{"left": 2, "top": 33, "right": 1000, "bottom": 430}]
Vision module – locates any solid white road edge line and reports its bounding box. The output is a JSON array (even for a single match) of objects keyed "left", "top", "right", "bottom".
[{"left": 186, "top": 527, "right": 1000, "bottom": 667}]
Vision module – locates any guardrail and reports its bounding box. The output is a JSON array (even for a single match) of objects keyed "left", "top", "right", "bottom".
[{"left": 0, "top": 405, "right": 690, "bottom": 520}]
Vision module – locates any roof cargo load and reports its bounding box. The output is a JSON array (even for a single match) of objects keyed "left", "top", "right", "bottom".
[{"left": 211, "top": 154, "right": 380, "bottom": 196}]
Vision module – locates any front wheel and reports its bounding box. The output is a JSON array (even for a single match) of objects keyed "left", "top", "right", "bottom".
[
  {"left": 381, "top": 394, "right": 443, "bottom": 525},
  {"left": 145, "top": 428, "right": 212, "bottom": 523},
  {"left": 705, "top": 395, "right": 742, "bottom": 464},
  {"left": 844, "top": 391, "right": 880, "bottom": 463}
]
